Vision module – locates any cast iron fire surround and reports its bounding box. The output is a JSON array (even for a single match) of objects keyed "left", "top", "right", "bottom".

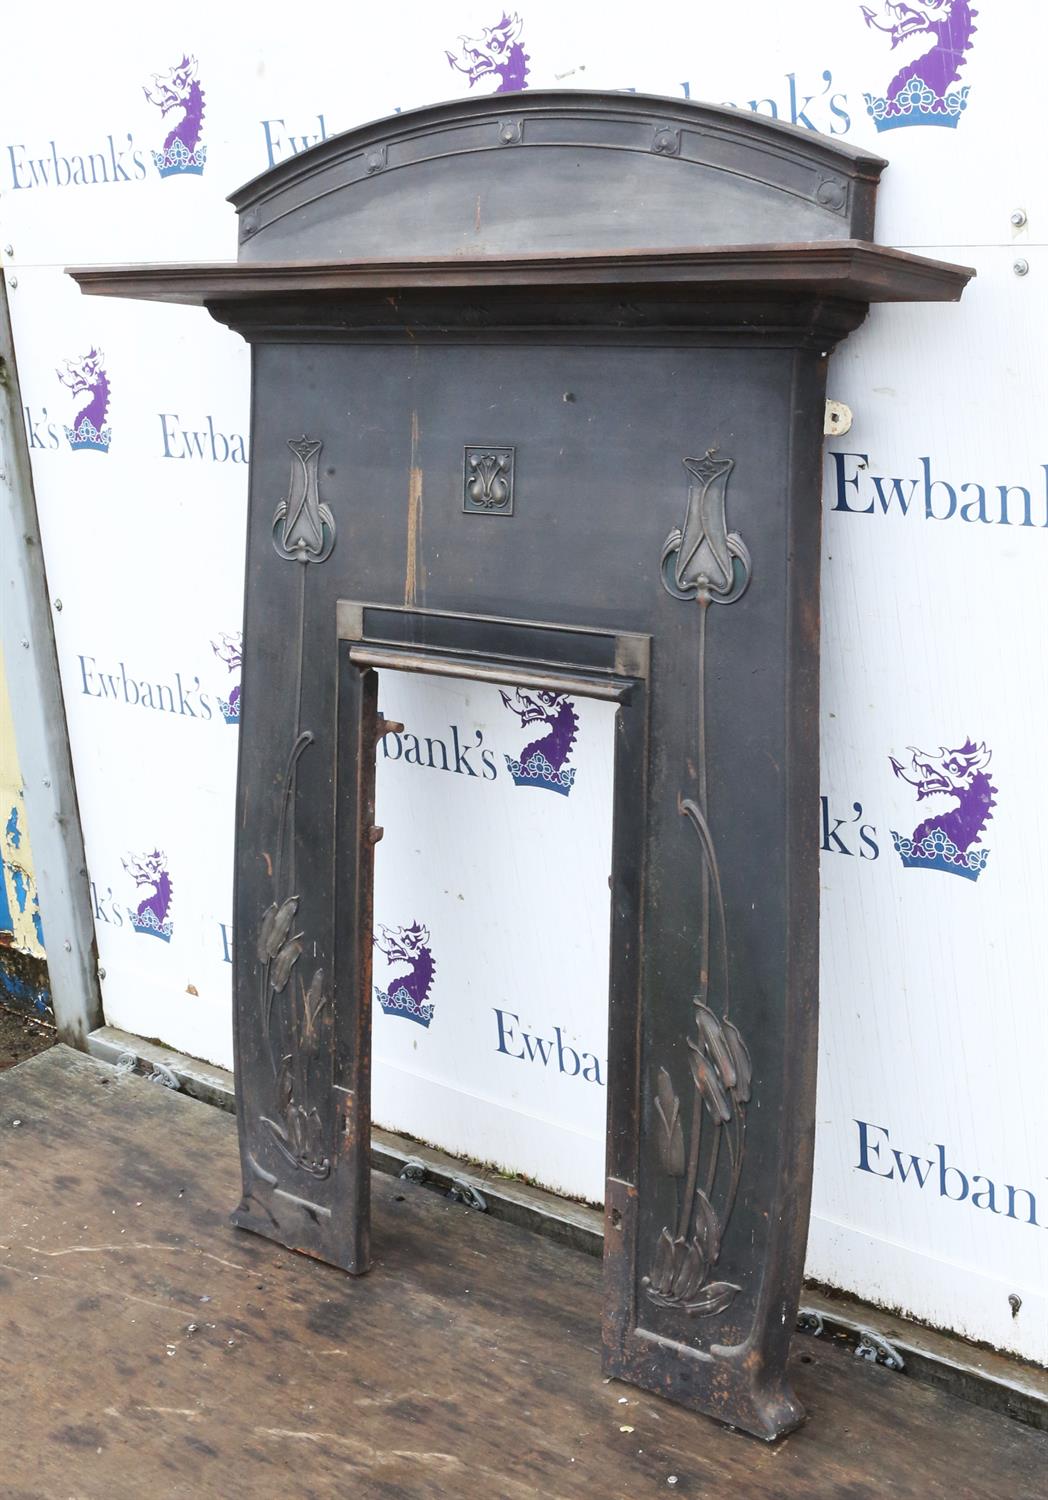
[{"left": 71, "top": 91, "right": 972, "bottom": 1440}]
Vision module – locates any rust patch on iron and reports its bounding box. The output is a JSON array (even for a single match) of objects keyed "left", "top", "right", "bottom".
[{"left": 405, "top": 409, "right": 423, "bottom": 606}]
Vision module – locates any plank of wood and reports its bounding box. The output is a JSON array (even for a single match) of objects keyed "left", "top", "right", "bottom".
[
  {"left": 86, "top": 1024, "right": 606, "bottom": 1256},
  {"left": 0, "top": 1046, "right": 1043, "bottom": 1500}
]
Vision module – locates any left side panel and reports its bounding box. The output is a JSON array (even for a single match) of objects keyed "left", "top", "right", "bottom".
[{"left": 230, "top": 398, "right": 376, "bottom": 1267}]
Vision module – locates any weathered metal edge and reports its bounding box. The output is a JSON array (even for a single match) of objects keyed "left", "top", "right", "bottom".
[
  {"left": 83, "top": 1023, "right": 1048, "bottom": 1432},
  {"left": 65, "top": 243, "right": 975, "bottom": 306}
]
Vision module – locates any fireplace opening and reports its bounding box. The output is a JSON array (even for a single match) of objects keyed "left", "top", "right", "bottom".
[{"left": 371, "top": 666, "right": 617, "bottom": 1207}]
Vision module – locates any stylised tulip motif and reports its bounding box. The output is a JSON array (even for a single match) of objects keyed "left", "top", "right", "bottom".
[
  {"left": 467, "top": 452, "right": 511, "bottom": 507},
  {"left": 661, "top": 453, "right": 751, "bottom": 605},
  {"left": 272, "top": 437, "right": 336, "bottom": 563},
  {"left": 464, "top": 447, "right": 515, "bottom": 513}
]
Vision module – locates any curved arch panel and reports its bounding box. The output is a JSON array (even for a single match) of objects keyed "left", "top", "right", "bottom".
[{"left": 231, "top": 92, "right": 886, "bottom": 260}]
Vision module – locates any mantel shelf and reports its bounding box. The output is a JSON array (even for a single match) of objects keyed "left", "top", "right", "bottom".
[{"left": 68, "top": 241, "right": 973, "bottom": 308}]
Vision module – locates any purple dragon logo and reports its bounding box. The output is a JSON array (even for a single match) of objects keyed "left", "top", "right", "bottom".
[
  {"left": 56, "top": 349, "right": 111, "bottom": 453},
  {"left": 374, "top": 921, "right": 436, "bottom": 1028},
  {"left": 211, "top": 631, "right": 242, "bottom": 726},
  {"left": 500, "top": 687, "right": 578, "bottom": 796},
  {"left": 861, "top": 0, "right": 977, "bottom": 130},
  {"left": 144, "top": 54, "right": 207, "bottom": 176},
  {"left": 123, "top": 849, "right": 174, "bottom": 941},
  {"left": 889, "top": 738, "right": 996, "bottom": 881},
  {"left": 446, "top": 12, "right": 530, "bottom": 94}
]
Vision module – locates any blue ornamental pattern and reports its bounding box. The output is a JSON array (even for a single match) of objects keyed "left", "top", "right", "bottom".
[
  {"left": 64, "top": 417, "right": 112, "bottom": 453},
  {"left": 864, "top": 76, "right": 970, "bottom": 132},
  {"left": 891, "top": 828, "right": 989, "bottom": 882},
  {"left": 128, "top": 909, "right": 174, "bottom": 942},
  {"left": 503, "top": 749, "right": 577, "bottom": 796},
  {"left": 151, "top": 140, "right": 207, "bottom": 177},
  {"left": 376, "top": 985, "right": 434, "bottom": 1028}
]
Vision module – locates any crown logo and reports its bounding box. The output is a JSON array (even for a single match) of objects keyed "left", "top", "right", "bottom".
[
  {"left": 890, "top": 828, "right": 989, "bottom": 881},
  {"left": 144, "top": 55, "right": 207, "bottom": 178},
  {"left": 499, "top": 687, "right": 579, "bottom": 797},
  {"left": 375, "top": 983, "right": 434, "bottom": 1028},
  {"left": 150, "top": 139, "right": 208, "bottom": 177},
  {"left": 128, "top": 907, "right": 175, "bottom": 940},
  {"left": 864, "top": 76, "right": 970, "bottom": 131},
  {"left": 63, "top": 416, "right": 112, "bottom": 453},
  {"left": 211, "top": 632, "right": 242, "bottom": 726},
  {"left": 504, "top": 749, "right": 577, "bottom": 796},
  {"left": 860, "top": 0, "right": 977, "bottom": 133},
  {"left": 57, "top": 348, "right": 111, "bottom": 454},
  {"left": 374, "top": 922, "right": 436, "bottom": 1029},
  {"left": 123, "top": 848, "right": 174, "bottom": 941},
  {"left": 889, "top": 738, "right": 995, "bottom": 883}
]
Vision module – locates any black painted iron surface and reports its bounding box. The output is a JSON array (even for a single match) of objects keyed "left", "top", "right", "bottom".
[
  {"left": 231, "top": 330, "right": 827, "bottom": 1438},
  {"left": 69, "top": 92, "right": 972, "bottom": 1440}
]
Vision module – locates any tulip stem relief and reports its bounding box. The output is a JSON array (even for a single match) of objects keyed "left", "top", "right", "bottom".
[
  {"left": 252, "top": 439, "right": 338, "bottom": 1181},
  {"left": 646, "top": 453, "right": 754, "bottom": 1318}
]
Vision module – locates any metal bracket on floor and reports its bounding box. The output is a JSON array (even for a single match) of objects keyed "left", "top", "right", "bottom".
[
  {"left": 146, "top": 1061, "right": 180, "bottom": 1090},
  {"left": 114, "top": 1049, "right": 180, "bottom": 1091},
  {"left": 398, "top": 1159, "right": 487, "bottom": 1211},
  {"left": 855, "top": 1330, "right": 905, "bottom": 1372},
  {"left": 448, "top": 1177, "right": 488, "bottom": 1212},
  {"left": 797, "top": 1308, "right": 825, "bottom": 1337}
]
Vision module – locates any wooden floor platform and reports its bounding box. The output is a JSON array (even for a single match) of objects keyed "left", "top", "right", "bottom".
[{"left": 0, "top": 1047, "right": 1044, "bottom": 1499}]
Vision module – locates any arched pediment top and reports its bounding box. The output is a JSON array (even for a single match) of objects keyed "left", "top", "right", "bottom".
[{"left": 230, "top": 91, "right": 887, "bottom": 262}]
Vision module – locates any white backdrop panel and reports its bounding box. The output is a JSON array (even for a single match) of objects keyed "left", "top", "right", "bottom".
[{"left": 2, "top": 0, "right": 1045, "bottom": 1363}]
